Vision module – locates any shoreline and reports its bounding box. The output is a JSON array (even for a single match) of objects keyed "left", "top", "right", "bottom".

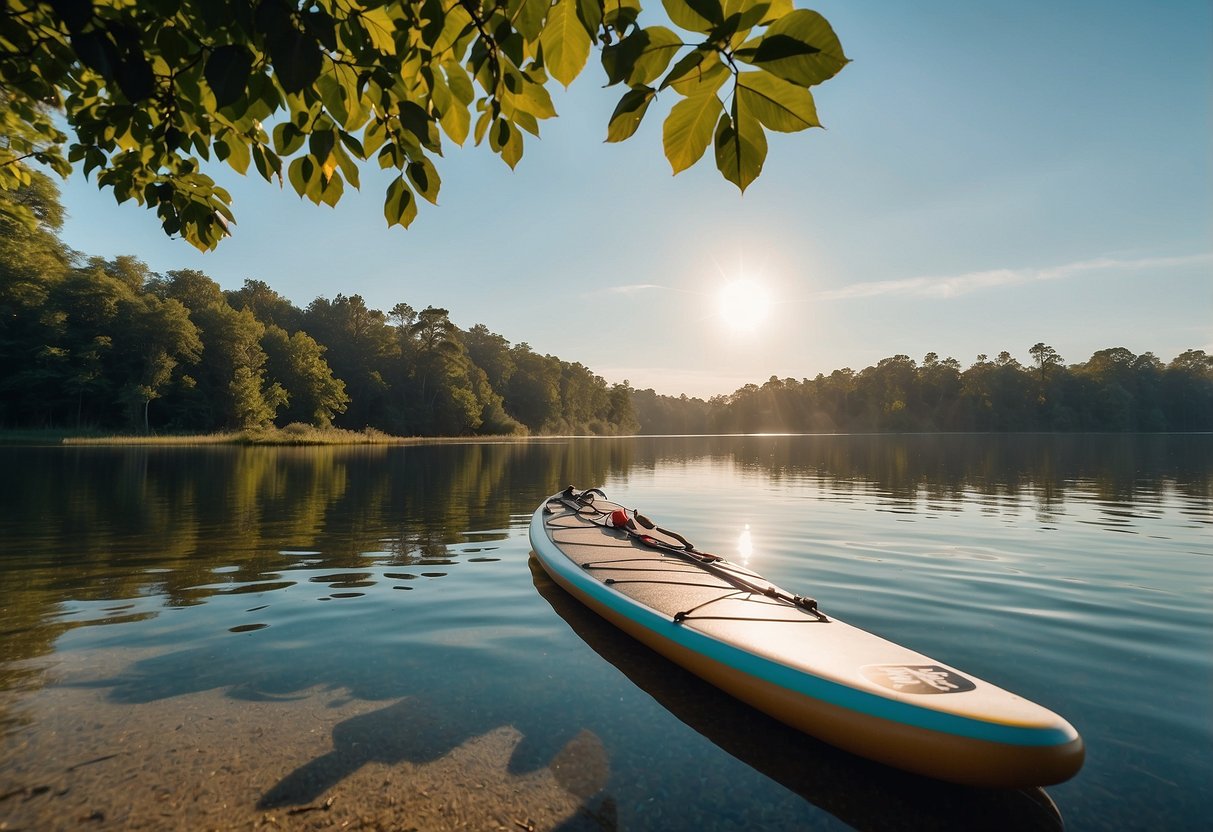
[
  {"left": 0, "top": 426, "right": 540, "bottom": 447},
  {"left": 1, "top": 428, "right": 1206, "bottom": 447}
]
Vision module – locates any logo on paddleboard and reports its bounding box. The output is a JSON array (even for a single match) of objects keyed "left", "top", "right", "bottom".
[{"left": 861, "top": 664, "right": 976, "bottom": 695}]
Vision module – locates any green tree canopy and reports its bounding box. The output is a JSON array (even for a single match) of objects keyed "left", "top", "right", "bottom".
[
  {"left": 0, "top": 0, "right": 847, "bottom": 250},
  {"left": 262, "top": 323, "right": 348, "bottom": 426},
  {"left": 0, "top": 172, "right": 70, "bottom": 310},
  {"left": 302, "top": 292, "right": 394, "bottom": 425},
  {"left": 227, "top": 278, "right": 304, "bottom": 332},
  {"left": 155, "top": 268, "right": 286, "bottom": 428}
]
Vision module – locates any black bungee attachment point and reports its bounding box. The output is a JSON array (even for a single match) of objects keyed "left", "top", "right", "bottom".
[{"left": 793, "top": 594, "right": 820, "bottom": 614}]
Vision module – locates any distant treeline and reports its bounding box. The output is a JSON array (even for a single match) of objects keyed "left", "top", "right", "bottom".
[
  {"left": 2, "top": 174, "right": 1210, "bottom": 436},
  {"left": 0, "top": 174, "right": 637, "bottom": 436},
  {"left": 632, "top": 346, "right": 1213, "bottom": 434}
]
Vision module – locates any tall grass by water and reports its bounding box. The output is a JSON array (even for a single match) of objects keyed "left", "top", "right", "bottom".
[{"left": 1, "top": 423, "right": 408, "bottom": 446}]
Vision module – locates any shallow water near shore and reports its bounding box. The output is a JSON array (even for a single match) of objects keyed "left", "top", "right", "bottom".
[{"left": 1, "top": 435, "right": 1209, "bottom": 830}]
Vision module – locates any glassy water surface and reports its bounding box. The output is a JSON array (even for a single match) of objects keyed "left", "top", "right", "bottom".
[{"left": 0, "top": 436, "right": 1209, "bottom": 830}]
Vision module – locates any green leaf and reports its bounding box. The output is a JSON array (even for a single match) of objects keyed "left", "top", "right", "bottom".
[
  {"left": 734, "top": 9, "right": 848, "bottom": 87},
  {"left": 736, "top": 34, "right": 818, "bottom": 69},
  {"left": 71, "top": 31, "right": 118, "bottom": 80},
  {"left": 718, "top": 0, "right": 774, "bottom": 41},
  {"left": 301, "top": 157, "right": 325, "bottom": 204},
  {"left": 576, "top": 0, "right": 604, "bottom": 37},
  {"left": 661, "top": 48, "right": 706, "bottom": 89},
  {"left": 603, "top": 26, "right": 684, "bottom": 87},
  {"left": 338, "top": 65, "right": 366, "bottom": 125},
  {"left": 316, "top": 71, "right": 350, "bottom": 128},
  {"left": 205, "top": 45, "right": 253, "bottom": 109},
  {"left": 428, "top": 65, "right": 452, "bottom": 111},
  {"left": 333, "top": 142, "right": 360, "bottom": 187},
  {"left": 489, "top": 118, "right": 523, "bottom": 169},
  {"left": 361, "top": 7, "right": 399, "bottom": 54},
  {"left": 473, "top": 110, "right": 492, "bottom": 146},
  {"left": 406, "top": 157, "right": 441, "bottom": 204},
  {"left": 384, "top": 177, "right": 417, "bottom": 228},
  {"left": 267, "top": 26, "right": 322, "bottom": 94},
  {"left": 155, "top": 24, "right": 192, "bottom": 66},
  {"left": 502, "top": 129, "right": 523, "bottom": 169},
  {"left": 540, "top": 0, "right": 591, "bottom": 88},
  {"left": 735, "top": 70, "right": 819, "bottom": 132},
  {"left": 606, "top": 86, "right": 655, "bottom": 143},
  {"left": 251, "top": 144, "right": 281, "bottom": 182},
  {"left": 439, "top": 101, "right": 471, "bottom": 145},
  {"left": 222, "top": 137, "right": 251, "bottom": 174},
  {"left": 507, "top": 75, "right": 557, "bottom": 120},
  {"left": 757, "top": 0, "right": 793, "bottom": 25},
  {"left": 308, "top": 129, "right": 336, "bottom": 165},
  {"left": 398, "top": 102, "right": 441, "bottom": 153},
  {"left": 444, "top": 61, "right": 474, "bottom": 104},
  {"left": 272, "top": 122, "right": 305, "bottom": 155},
  {"left": 242, "top": 72, "right": 281, "bottom": 124},
  {"left": 510, "top": 109, "right": 541, "bottom": 137},
  {"left": 287, "top": 155, "right": 309, "bottom": 197},
  {"left": 721, "top": 0, "right": 769, "bottom": 15},
  {"left": 430, "top": 4, "right": 474, "bottom": 56},
  {"left": 663, "top": 92, "right": 723, "bottom": 173},
  {"left": 338, "top": 130, "right": 365, "bottom": 159},
  {"left": 363, "top": 119, "right": 388, "bottom": 156},
  {"left": 714, "top": 106, "right": 766, "bottom": 192},
  {"left": 116, "top": 52, "right": 155, "bottom": 102},
  {"left": 667, "top": 52, "right": 728, "bottom": 96},
  {"left": 602, "top": 0, "right": 642, "bottom": 31},
  {"left": 512, "top": 0, "right": 549, "bottom": 40},
  {"left": 318, "top": 171, "right": 344, "bottom": 207},
  {"left": 661, "top": 0, "right": 723, "bottom": 34},
  {"left": 377, "top": 142, "right": 399, "bottom": 169}
]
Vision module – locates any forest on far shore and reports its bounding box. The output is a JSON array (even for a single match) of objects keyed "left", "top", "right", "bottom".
[
  {"left": 632, "top": 345, "right": 1212, "bottom": 435},
  {"left": 1, "top": 174, "right": 637, "bottom": 436},
  {"left": 2, "top": 174, "right": 1210, "bottom": 436}
]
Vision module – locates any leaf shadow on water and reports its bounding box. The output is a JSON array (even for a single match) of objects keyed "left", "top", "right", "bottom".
[{"left": 528, "top": 558, "right": 1066, "bottom": 832}]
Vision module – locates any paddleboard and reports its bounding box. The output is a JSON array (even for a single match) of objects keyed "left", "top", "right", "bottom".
[{"left": 529, "top": 487, "right": 1084, "bottom": 787}]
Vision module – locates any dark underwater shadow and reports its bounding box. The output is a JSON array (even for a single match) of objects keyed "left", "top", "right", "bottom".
[
  {"left": 254, "top": 695, "right": 611, "bottom": 814},
  {"left": 257, "top": 694, "right": 620, "bottom": 832},
  {"left": 82, "top": 620, "right": 614, "bottom": 813},
  {"left": 530, "top": 557, "right": 1064, "bottom": 832},
  {"left": 256, "top": 695, "right": 473, "bottom": 808}
]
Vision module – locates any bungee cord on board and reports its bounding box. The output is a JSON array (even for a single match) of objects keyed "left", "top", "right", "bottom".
[{"left": 547, "top": 486, "right": 829, "bottom": 624}]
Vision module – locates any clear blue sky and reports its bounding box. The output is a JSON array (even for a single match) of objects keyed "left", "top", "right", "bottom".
[{"left": 55, "top": 1, "right": 1212, "bottom": 398}]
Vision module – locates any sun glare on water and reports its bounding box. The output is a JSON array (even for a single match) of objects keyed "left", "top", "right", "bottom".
[{"left": 717, "top": 279, "right": 773, "bottom": 333}]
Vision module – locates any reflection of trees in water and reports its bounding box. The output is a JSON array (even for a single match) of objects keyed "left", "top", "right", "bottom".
[
  {"left": 0, "top": 436, "right": 1208, "bottom": 726},
  {"left": 0, "top": 440, "right": 636, "bottom": 587},
  {"left": 627, "top": 434, "right": 1212, "bottom": 517},
  {"left": 0, "top": 440, "right": 637, "bottom": 711}
]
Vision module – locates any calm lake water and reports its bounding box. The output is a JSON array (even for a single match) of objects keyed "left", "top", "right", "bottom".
[{"left": 0, "top": 435, "right": 1209, "bottom": 830}]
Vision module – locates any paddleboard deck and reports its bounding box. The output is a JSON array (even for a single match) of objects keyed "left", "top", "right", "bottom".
[{"left": 530, "top": 487, "right": 1084, "bottom": 787}]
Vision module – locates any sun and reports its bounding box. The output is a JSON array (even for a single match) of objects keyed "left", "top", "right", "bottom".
[{"left": 716, "top": 279, "right": 772, "bottom": 333}]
